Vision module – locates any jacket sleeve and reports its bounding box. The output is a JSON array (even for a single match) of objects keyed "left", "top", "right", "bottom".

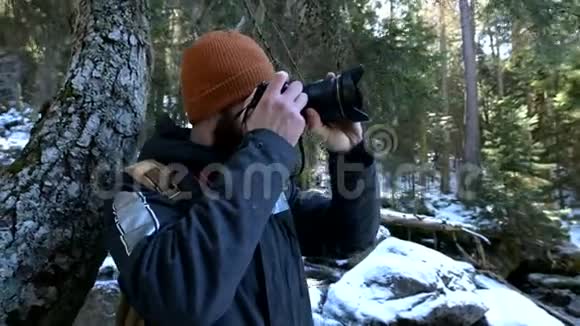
[
  {"left": 289, "top": 142, "right": 380, "bottom": 258},
  {"left": 104, "top": 129, "right": 297, "bottom": 325}
]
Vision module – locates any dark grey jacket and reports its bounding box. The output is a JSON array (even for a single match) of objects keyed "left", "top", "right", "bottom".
[{"left": 104, "top": 121, "right": 379, "bottom": 326}]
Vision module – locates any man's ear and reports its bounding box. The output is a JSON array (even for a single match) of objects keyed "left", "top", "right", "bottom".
[
  {"left": 226, "top": 101, "right": 247, "bottom": 122},
  {"left": 243, "top": 88, "right": 258, "bottom": 108}
]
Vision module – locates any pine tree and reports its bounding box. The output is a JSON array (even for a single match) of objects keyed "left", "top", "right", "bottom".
[{"left": 459, "top": 0, "right": 480, "bottom": 167}]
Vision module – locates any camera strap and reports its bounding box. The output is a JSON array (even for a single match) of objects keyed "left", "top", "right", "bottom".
[{"left": 235, "top": 82, "right": 269, "bottom": 126}]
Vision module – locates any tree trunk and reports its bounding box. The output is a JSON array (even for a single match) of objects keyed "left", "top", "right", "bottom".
[
  {"left": 511, "top": 18, "right": 523, "bottom": 59},
  {"left": 488, "top": 29, "right": 504, "bottom": 98},
  {"left": 419, "top": 117, "right": 428, "bottom": 188},
  {"left": 495, "top": 33, "right": 504, "bottom": 97},
  {"left": 439, "top": 1, "right": 451, "bottom": 194},
  {"left": 0, "top": 0, "right": 151, "bottom": 324},
  {"left": 459, "top": 0, "right": 480, "bottom": 167}
]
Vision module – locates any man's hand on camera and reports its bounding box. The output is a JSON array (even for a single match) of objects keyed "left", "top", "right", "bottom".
[
  {"left": 304, "top": 72, "right": 363, "bottom": 153},
  {"left": 244, "top": 71, "right": 307, "bottom": 146}
]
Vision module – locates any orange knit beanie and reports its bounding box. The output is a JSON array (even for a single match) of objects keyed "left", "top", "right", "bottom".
[{"left": 180, "top": 30, "right": 275, "bottom": 123}]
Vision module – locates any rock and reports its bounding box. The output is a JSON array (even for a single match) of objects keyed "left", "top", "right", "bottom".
[
  {"left": 319, "top": 237, "right": 487, "bottom": 325},
  {"left": 566, "top": 298, "right": 580, "bottom": 318},
  {"left": 73, "top": 280, "right": 121, "bottom": 326},
  {"left": 532, "top": 288, "right": 573, "bottom": 307},
  {"left": 397, "top": 291, "right": 487, "bottom": 325},
  {"left": 528, "top": 273, "right": 580, "bottom": 291},
  {"left": 551, "top": 243, "right": 580, "bottom": 275}
]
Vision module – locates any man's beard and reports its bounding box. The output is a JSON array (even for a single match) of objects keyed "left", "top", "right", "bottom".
[{"left": 213, "top": 113, "right": 244, "bottom": 155}]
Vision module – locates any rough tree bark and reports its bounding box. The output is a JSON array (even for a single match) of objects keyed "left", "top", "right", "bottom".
[
  {"left": 459, "top": 0, "right": 480, "bottom": 167},
  {"left": 0, "top": 0, "right": 151, "bottom": 324}
]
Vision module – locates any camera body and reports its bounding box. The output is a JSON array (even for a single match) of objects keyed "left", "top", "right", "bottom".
[{"left": 247, "top": 65, "right": 369, "bottom": 124}]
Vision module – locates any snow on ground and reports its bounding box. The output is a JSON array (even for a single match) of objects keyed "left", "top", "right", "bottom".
[
  {"left": 380, "top": 169, "right": 579, "bottom": 247},
  {"left": 0, "top": 128, "right": 29, "bottom": 149},
  {"left": 308, "top": 284, "right": 325, "bottom": 312},
  {"left": 561, "top": 191, "right": 580, "bottom": 247},
  {"left": 560, "top": 207, "right": 580, "bottom": 248},
  {"left": 377, "top": 170, "right": 482, "bottom": 229},
  {"left": 569, "top": 223, "right": 580, "bottom": 248},
  {"left": 0, "top": 105, "right": 33, "bottom": 164},
  {"left": 423, "top": 191, "right": 479, "bottom": 227},
  {"left": 474, "top": 275, "right": 563, "bottom": 326},
  {"left": 101, "top": 255, "right": 116, "bottom": 269}
]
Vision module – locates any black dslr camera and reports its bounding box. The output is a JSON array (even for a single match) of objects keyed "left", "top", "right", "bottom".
[{"left": 245, "top": 65, "right": 369, "bottom": 124}]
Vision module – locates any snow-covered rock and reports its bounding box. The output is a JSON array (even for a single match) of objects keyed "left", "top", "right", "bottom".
[
  {"left": 318, "top": 237, "right": 487, "bottom": 325},
  {"left": 312, "top": 237, "right": 565, "bottom": 325}
]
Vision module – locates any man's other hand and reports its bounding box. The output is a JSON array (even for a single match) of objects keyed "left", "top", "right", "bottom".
[{"left": 304, "top": 72, "right": 363, "bottom": 153}]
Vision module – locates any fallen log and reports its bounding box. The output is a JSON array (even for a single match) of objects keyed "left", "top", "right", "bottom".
[{"left": 380, "top": 209, "right": 490, "bottom": 245}]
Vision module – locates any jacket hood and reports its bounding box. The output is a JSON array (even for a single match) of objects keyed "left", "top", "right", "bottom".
[{"left": 138, "top": 114, "right": 228, "bottom": 172}]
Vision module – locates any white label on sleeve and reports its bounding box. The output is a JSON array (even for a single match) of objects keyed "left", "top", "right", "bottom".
[{"left": 272, "top": 192, "right": 290, "bottom": 215}]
